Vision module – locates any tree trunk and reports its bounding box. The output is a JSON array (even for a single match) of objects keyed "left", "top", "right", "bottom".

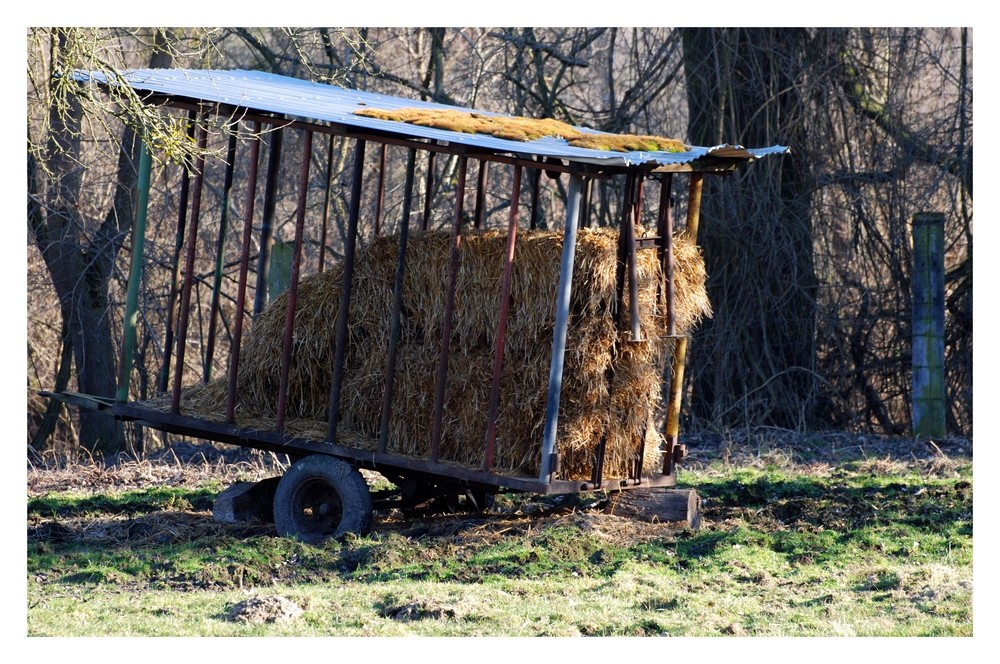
[
  {"left": 28, "top": 29, "right": 173, "bottom": 457},
  {"left": 680, "top": 28, "right": 819, "bottom": 429}
]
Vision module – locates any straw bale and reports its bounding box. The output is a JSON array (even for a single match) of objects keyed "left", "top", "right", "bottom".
[{"left": 165, "top": 227, "right": 710, "bottom": 481}]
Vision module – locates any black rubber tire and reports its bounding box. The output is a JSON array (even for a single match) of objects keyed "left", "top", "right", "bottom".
[{"left": 273, "top": 455, "right": 373, "bottom": 543}]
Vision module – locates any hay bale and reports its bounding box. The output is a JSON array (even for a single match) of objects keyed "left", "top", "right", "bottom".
[{"left": 175, "top": 227, "right": 710, "bottom": 480}]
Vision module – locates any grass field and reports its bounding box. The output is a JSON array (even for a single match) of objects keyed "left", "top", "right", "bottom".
[{"left": 26, "top": 430, "right": 974, "bottom": 644}]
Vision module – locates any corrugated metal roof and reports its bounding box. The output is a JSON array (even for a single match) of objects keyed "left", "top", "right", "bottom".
[{"left": 72, "top": 68, "right": 790, "bottom": 169}]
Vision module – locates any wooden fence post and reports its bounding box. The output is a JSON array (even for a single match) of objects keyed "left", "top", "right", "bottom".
[{"left": 911, "top": 212, "right": 946, "bottom": 440}]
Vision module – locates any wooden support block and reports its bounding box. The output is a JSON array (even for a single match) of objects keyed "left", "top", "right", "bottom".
[
  {"left": 603, "top": 488, "right": 701, "bottom": 529},
  {"left": 212, "top": 476, "right": 281, "bottom": 525}
]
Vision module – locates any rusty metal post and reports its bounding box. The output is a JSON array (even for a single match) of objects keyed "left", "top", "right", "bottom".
[
  {"left": 374, "top": 142, "right": 387, "bottom": 236},
  {"left": 539, "top": 173, "right": 584, "bottom": 480},
  {"left": 613, "top": 173, "right": 636, "bottom": 331},
  {"left": 327, "top": 139, "right": 367, "bottom": 442},
  {"left": 203, "top": 130, "right": 239, "bottom": 382},
  {"left": 379, "top": 148, "right": 418, "bottom": 453},
  {"left": 171, "top": 120, "right": 209, "bottom": 414},
  {"left": 226, "top": 121, "right": 263, "bottom": 424},
  {"left": 253, "top": 128, "right": 283, "bottom": 317},
  {"left": 634, "top": 175, "right": 644, "bottom": 225},
  {"left": 484, "top": 164, "right": 522, "bottom": 471},
  {"left": 529, "top": 167, "right": 542, "bottom": 230},
  {"left": 276, "top": 129, "right": 313, "bottom": 432},
  {"left": 422, "top": 150, "right": 436, "bottom": 231},
  {"left": 318, "top": 133, "right": 335, "bottom": 272},
  {"left": 663, "top": 173, "right": 703, "bottom": 474},
  {"left": 430, "top": 156, "right": 468, "bottom": 462},
  {"left": 474, "top": 159, "right": 489, "bottom": 229},
  {"left": 657, "top": 174, "right": 676, "bottom": 336},
  {"left": 626, "top": 176, "right": 643, "bottom": 343},
  {"left": 158, "top": 109, "right": 197, "bottom": 394}
]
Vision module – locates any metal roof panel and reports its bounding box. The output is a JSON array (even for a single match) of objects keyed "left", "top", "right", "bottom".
[{"left": 72, "top": 68, "right": 790, "bottom": 169}]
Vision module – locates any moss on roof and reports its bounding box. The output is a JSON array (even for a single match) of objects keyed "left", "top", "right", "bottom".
[{"left": 354, "top": 107, "right": 687, "bottom": 153}]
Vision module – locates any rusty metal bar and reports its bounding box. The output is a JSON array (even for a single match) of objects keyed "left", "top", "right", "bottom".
[
  {"left": 539, "top": 173, "right": 584, "bottom": 481},
  {"left": 327, "top": 139, "right": 367, "bottom": 442},
  {"left": 591, "top": 433, "right": 608, "bottom": 489},
  {"left": 318, "top": 133, "right": 335, "bottom": 272},
  {"left": 226, "top": 121, "right": 263, "bottom": 424},
  {"left": 158, "top": 109, "right": 197, "bottom": 394},
  {"left": 379, "top": 148, "right": 417, "bottom": 454},
  {"left": 633, "top": 422, "right": 648, "bottom": 481},
  {"left": 422, "top": 149, "right": 435, "bottom": 231},
  {"left": 663, "top": 173, "right": 704, "bottom": 475},
  {"left": 374, "top": 142, "right": 387, "bottom": 236},
  {"left": 529, "top": 167, "right": 541, "bottom": 230},
  {"left": 657, "top": 174, "right": 676, "bottom": 336},
  {"left": 484, "top": 164, "right": 522, "bottom": 471},
  {"left": 634, "top": 175, "right": 644, "bottom": 227},
  {"left": 253, "top": 128, "right": 283, "bottom": 318},
  {"left": 430, "top": 155, "right": 468, "bottom": 462},
  {"left": 203, "top": 130, "right": 239, "bottom": 383},
  {"left": 613, "top": 173, "right": 636, "bottom": 331},
  {"left": 626, "top": 176, "right": 642, "bottom": 343},
  {"left": 473, "top": 159, "right": 489, "bottom": 229},
  {"left": 276, "top": 129, "right": 313, "bottom": 432},
  {"left": 171, "top": 119, "right": 209, "bottom": 414}
]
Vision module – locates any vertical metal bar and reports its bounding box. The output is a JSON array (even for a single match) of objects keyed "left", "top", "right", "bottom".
[
  {"left": 591, "top": 435, "right": 607, "bottom": 488},
  {"left": 327, "top": 139, "right": 367, "bottom": 442},
  {"left": 203, "top": 130, "right": 239, "bottom": 382},
  {"left": 582, "top": 177, "right": 594, "bottom": 228},
  {"left": 634, "top": 175, "right": 644, "bottom": 226},
  {"left": 117, "top": 141, "right": 152, "bottom": 402},
  {"left": 529, "top": 167, "right": 541, "bottom": 230},
  {"left": 539, "top": 173, "right": 583, "bottom": 480},
  {"left": 158, "top": 109, "right": 197, "bottom": 394},
  {"left": 226, "top": 121, "right": 263, "bottom": 424},
  {"left": 663, "top": 172, "right": 704, "bottom": 475},
  {"left": 276, "top": 130, "right": 313, "bottom": 432},
  {"left": 430, "top": 155, "right": 468, "bottom": 462},
  {"left": 484, "top": 164, "right": 522, "bottom": 471},
  {"left": 633, "top": 422, "right": 648, "bottom": 481},
  {"left": 171, "top": 120, "right": 209, "bottom": 414},
  {"left": 473, "top": 159, "right": 489, "bottom": 229},
  {"left": 253, "top": 128, "right": 283, "bottom": 317},
  {"left": 626, "top": 177, "right": 642, "bottom": 343},
  {"left": 318, "top": 133, "right": 335, "bottom": 272},
  {"left": 657, "top": 174, "right": 676, "bottom": 337},
  {"left": 613, "top": 173, "right": 636, "bottom": 330},
  {"left": 421, "top": 149, "right": 435, "bottom": 231},
  {"left": 378, "top": 148, "right": 417, "bottom": 453},
  {"left": 374, "top": 142, "right": 387, "bottom": 236}
]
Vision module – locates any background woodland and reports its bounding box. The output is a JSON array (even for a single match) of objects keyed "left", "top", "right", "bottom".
[{"left": 26, "top": 27, "right": 972, "bottom": 457}]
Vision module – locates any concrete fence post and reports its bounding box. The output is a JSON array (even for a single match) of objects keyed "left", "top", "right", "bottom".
[{"left": 911, "top": 212, "right": 947, "bottom": 440}]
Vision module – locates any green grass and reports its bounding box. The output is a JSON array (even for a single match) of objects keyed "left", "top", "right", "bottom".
[{"left": 27, "top": 449, "right": 973, "bottom": 637}]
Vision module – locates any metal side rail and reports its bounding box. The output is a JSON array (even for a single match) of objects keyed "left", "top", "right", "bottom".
[
  {"left": 111, "top": 401, "right": 678, "bottom": 496},
  {"left": 38, "top": 390, "right": 116, "bottom": 412}
]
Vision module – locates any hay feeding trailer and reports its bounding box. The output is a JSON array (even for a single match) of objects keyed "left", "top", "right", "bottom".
[{"left": 57, "top": 69, "right": 787, "bottom": 542}]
